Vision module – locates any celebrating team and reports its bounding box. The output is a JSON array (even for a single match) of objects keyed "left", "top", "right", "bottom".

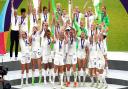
[{"left": 10, "top": 0, "right": 109, "bottom": 89}]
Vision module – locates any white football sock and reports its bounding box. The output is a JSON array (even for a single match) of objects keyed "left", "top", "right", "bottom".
[
  {"left": 60, "top": 73, "right": 64, "bottom": 86},
  {"left": 64, "top": 72, "right": 66, "bottom": 83},
  {"left": 32, "top": 71, "right": 35, "bottom": 78},
  {"left": 21, "top": 74, "right": 24, "bottom": 85},
  {"left": 66, "top": 71, "right": 70, "bottom": 82},
  {"left": 78, "top": 69, "right": 83, "bottom": 83},
  {"left": 53, "top": 72, "right": 56, "bottom": 84},
  {"left": 44, "top": 69, "right": 47, "bottom": 83},
  {"left": 90, "top": 76, "right": 94, "bottom": 84},
  {"left": 26, "top": 73, "right": 29, "bottom": 85},
  {"left": 73, "top": 71, "right": 77, "bottom": 82},
  {"left": 83, "top": 71, "right": 87, "bottom": 82},
  {"left": 49, "top": 68, "right": 54, "bottom": 82}
]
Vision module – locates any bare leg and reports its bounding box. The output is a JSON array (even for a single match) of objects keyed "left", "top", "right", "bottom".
[
  {"left": 59, "top": 66, "right": 64, "bottom": 87},
  {"left": 21, "top": 64, "right": 25, "bottom": 86},
  {"left": 25, "top": 64, "right": 29, "bottom": 85},
  {"left": 31, "top": 59, "right": 35, "bottom": 85}
]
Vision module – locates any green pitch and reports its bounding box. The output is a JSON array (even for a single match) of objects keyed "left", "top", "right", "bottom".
[{"left": 0, "top": 0, "right": 128, "bottom": 51}]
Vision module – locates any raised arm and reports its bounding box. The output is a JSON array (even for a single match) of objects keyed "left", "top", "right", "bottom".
[
  {"left": 38, "top": 0, "right": 42, "bottom": 13},
  {"left": 51, "top": 12, "right": 56, "bottom": 25},
  {"left": 50, "top": 13, "right": 56, "bottom": 37},
  {"left": 48, "top": 0, "right": 51, "bottom": 12},
  {"left": 68, "top": 0, "right": 72, "bottom": 21},
  {"left": 72, "top": 13, "right": 82, "bottom": 37},
  {"left": 55, "top": 26, "right": 59, "bottom": 40},
  {"left": 29, "top": 35, "right": 32, "bottom": 46},
  {"left": 85, "top": 41, "right": 89, "bottom": 59},
  {"left": 28, "top": 0, "right": 33, "bottom": 15},
  {"left": 11, "top": 0, "right": 14, "bottom": 9},
  {"left": 11, "top": 0, "right": 14, "bottom": 16}
]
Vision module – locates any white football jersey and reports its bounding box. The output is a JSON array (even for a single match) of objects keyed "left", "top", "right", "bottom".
[
  {"left": 29, "top": 14, "right": 38, "bottom": 36},
  {"left": 97, "top": 41, "right": 107, "bottom": 56},
  {"left": 31, "top": 31, "right": 41, "bottom": 51},
  {"left": 88, "top": 29, "right": 96, "bottom": 38},
  {"left": 77, "top": 37, "right": 89, "bottom": 54},
  {"left": 11, "top": 8, "right": 20, "bottom": 31},
  {"left": 19, "top": 38, "right": 29, "bottom": 53},
  {"left": 89, "top": 42, "right": 98, "bottom": 59},
  {"left": 20, "top": 16, "right": 28, "bottom": 33},
  {"left": 42, "top": 37, "right": 52, "bottom": 55},
  {"left": 54, "top": 39, "right": 65, "bottom": 56},
  {"left": 74, "top": 12, "right": 83, "bottom": 25},
  {"left": 62, "top": 14, "right": 69, "bottom": 25},
  {"left": 41, "top": 13, "right": 49, "bottom": 24},
  {"left": 40, "top": 28, "right": 51, "bottom": 47},
  {"left": 67, "top": 37, "right": 77, "bottom": 55}
]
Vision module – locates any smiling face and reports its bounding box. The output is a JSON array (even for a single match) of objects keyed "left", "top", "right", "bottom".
[
  {"left": 102, "top": 6, "right": 106, "bottom": 12},
  {"left": 21, "top": 32, "right": 27, "bottom": 39},
  {"left": 47, "top": 32, "right": 51, "bottom": 38},
  {"left": 45, "top": 30, "right": 51, "bottom": 39},
  {"left": 43, "top": 8, "right": 48, "bottom": 15},
  {"left": 80, "top": 20, "right": 84, "bottom": 28},
  {"left": 75, "top": 6, "right": 79, "bottom": 12},
  {"left": 81, "top": 32, "right": 85, "bottom": 39},
  {"left": 66, "top": 19, "right": 70, "bottom": 25},
  {"left": 21, "top": 12, "right": 26, "bottom": 18},
  {"left": 33, "top": 26, "right": 38, "bottom": 34},
  {"left": 62, "top": 9, "right": 67, "bottom": 16},
  {"left": 44, "top": 22, "right": 48, "bottom": 30},
  {"left": 59, "top": 30, "right": 64, "bottom": 41},
  {"left": 32, "top": 8, "right": 36, "bottom": 15},
  {"left": 14, "top": 9, "right": 17, "bottom": 16},
  {"left": 91, "top": 23, "right": 96, "bottom": 30},
  {"left": 56, "top": 20, "right": 60, "bottom": 26},
  {"left": 56, "top": 3, "right": 61, "bottom": 10}
]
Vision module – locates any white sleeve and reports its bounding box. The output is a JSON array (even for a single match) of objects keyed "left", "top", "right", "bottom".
[
  {"left": 11, "top": 7, "right": 14, "bottom": 17},
  {"left": 40, "top": 30, "right": 45, "bottom": 37},
  {"left": 65, "top": 44, "right": 68, "bottom": 53},
  {"left": 17, "top": 16, "right": 21, "bottom": 25},
  {"left": 68, "top": 1, "right": 71, "bottom": 20},
  {"left": 48, "top": 27, "right": 51, "bottom": 31},
  {"left": 11, "top": 8, "right": 14, "bottom": 25},
  {"left": 19, "top": 16, "right": 21, "bottom": 24},
  {"left": 26, "top": 16, "right": 29, "bottom": 34},
  {"left": 102, "top": 42, "right": 107, "bottom": 55},
  {"left": 84, "top": 40, "right": 89, "bottom": 48},
  {"left": 48, "top": 13, "right": 50, "bottom": 24},
  {"left": 41, "top": 14, "right": 44, "bottom": 23},
  {"left": 19, "top": 39, "right": 24, "bottom": 48},
  {"left": 53, "top": 42, "right": 57, "bottom": 53},
  {"left": 41, "top": 37, "right": 44, "bottom": 47}
]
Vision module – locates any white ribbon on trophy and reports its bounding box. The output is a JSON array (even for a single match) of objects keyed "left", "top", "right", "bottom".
[{"left": 68, "top": 0, "right": 72, "bottom": 21}]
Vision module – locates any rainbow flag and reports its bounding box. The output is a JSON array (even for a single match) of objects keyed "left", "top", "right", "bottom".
[{"left": 0, "top": 0, "right": 22, "bottom": 54}]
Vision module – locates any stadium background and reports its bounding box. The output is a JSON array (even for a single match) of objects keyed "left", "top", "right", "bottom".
[{"left": 0, "top": 0, "right": 128, "bottom": 53}]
